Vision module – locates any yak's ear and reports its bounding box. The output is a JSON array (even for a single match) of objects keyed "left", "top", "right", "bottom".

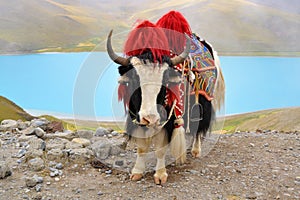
[{"left": 118, "top": 64, "right": 133, "bottom": 76}]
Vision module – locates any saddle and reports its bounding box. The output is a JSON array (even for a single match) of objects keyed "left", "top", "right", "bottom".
[{"left": 173, "top": 33, "right": 218, "bottom": 122}]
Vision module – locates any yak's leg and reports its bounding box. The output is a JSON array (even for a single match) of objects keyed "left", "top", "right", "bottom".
[
  {"left": 130, "top": 127, "right": 151, "bottom": 181},
  {"left": 152, "top": 129, "right": 168, "bottom": 185},
  {"left": 191, "top": 133, "right": 202, "bottom": 158},
  {"left": 130, "top": 137, "right": 150, "bottom": 181}
]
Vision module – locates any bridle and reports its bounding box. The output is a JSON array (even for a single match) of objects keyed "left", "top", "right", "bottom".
[{"left": 130, "top": 99, "right": 177, "bottom": 129}]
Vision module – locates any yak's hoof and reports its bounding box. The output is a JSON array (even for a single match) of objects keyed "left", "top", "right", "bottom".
[
  {"left": 154, "top": 172, "right": 168, "bottom": 185},
  {"left": 191, "top": 148, "right": 201, "bottom": 158},
  {"left": 130, "top": 173, "right": 143, "bottom": 181}
]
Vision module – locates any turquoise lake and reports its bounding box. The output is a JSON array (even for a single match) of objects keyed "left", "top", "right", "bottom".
[{"left": 0, "top": 53, "right": 299, "bottom": 119}]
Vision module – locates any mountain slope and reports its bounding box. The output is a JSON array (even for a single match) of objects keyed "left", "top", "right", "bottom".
[
  {"left": 0, "top": 0, "right": 299, "bottom": 55},
  {"left": 224, "top": 107, "right": 300, "bottom": 133},
  {"left": 0, "top": 96, "right": 33, "bottom": 122}
]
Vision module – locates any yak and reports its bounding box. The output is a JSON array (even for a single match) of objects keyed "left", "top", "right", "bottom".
[{"left": 106, "top": 11, "right": 225, "bottom": 185}]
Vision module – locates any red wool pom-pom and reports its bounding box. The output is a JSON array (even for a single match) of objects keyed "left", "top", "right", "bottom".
[
  {"left": 156, "top": 10, "right": 192, "bottom": 55},
  {"left": 123, "top": 20, "right": 170, "bottom": 63}
]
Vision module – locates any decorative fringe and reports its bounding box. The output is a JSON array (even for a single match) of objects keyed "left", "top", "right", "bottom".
[
  {"left": 170, "top": 126, "right": 186, "bottom": 165},
  {"left": 124, "top": 20, "right": 170, "bottom": 63},
  {"left": 118, "top": 84, "right": 129, "bottom": 111},
  {"left": 156, "top": 10, "right": 192, "bottom": 55}
]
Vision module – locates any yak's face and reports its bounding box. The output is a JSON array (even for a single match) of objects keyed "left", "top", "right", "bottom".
[{"left": 123, "top": 57, "right": 170, "bottom": 127}]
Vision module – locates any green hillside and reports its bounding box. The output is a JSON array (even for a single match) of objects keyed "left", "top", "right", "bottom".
[
  {"left": 0, "top": 0, "right": 299, "bottom": 55},
  {"left": 223, "top": 107, "right": 300, "bottom": 133},
  {"left": 0, "top": 96, "right": 77, "bottom": 131},
  {"left": 0, "top": 96, "right": 33, "bottom": 122}
]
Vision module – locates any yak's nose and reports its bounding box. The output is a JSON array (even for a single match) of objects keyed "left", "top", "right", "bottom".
[{"left": 138, "top": 113, "right": 160, "bottom": 126}]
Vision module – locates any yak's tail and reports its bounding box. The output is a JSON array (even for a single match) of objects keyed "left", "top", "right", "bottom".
[
  {"left": 212, "top": 51, "right": 225, "bottom": 112},
  {"left": 170, "top": 126, "right": 186, "bottom": 165}
]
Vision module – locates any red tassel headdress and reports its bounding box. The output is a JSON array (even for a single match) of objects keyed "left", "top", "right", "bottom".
[
  {"left": 156, "top": 10, "right": 192, "bottom": 55},
  {"left": 123, "top": 20, "right": 170, "bottom": 62}
]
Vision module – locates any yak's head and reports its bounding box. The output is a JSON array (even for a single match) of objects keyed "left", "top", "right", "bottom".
[{"left": 106, "top": 28, "right": 190, "bottom": 127}]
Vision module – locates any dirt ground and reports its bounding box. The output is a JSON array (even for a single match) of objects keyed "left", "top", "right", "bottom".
[{"left": 1, "top": 131, "right": 299, "bottom": 200}]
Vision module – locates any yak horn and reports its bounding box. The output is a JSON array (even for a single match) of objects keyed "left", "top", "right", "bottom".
[
  {"left": 107, "top": 30, "right": 129, "bottom": 66},
  {"left": 171, "top": 33, "right": 191, "bottom": 66}
]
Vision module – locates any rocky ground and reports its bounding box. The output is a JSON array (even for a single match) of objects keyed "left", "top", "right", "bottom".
[{"left": 0, "top": 119, "right": 299, "bottom": 200}]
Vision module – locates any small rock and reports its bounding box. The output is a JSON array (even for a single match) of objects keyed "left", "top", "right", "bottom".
[
  {"left": 47, "top": 148, "right": 64, "bottom": 162},
  {"left": 14, "top": 148, "right": 27, "bottom": 158},
  {"left": 46, "top": 121, "right": 64, "bottom": 133},
  {"left": 75, "top": 188, "right": 81, "bottom": 194},
  {"left": 34, "top": 127, "right": 45, "bottom": 138},
  {"left": 77, "top": 130, "right": 94, "bottom": 139},
  {"left": 28, "top": 138, "right": 46, "bottom": 151},
  {"left": 115, "top": 160, "right": 124, "bottom": 166},
  {"left": 91, "top": 140, "right": 112, "bottom": 160},
  {"left": 111, "top": 131, "right": 119, "bottom": 136},
  {"left": 22, "top": 127, "right": 36, "bottom": 136},
  {"left": 105, "top": 170, "right": 112, "bottom": 174},
  {"left": 263, "top": 143, "right": 269, "bottom": 147},
  {"left": 17, "top": 121, "right": 29, "bottom": 130},
  {"left": 30, "top": 118, "right": 50, "bottom": 129},
  {"left": 65, "top": 141, "right": 83, "bottom": 149},
  {"left": 97, "top": 191, "right": 104, "bottom": 196},
  {"left": 56, "top": 163, "right": 63, "bottom": 169},
  {"left": 35, "top": 184, "right": 42, "bottom": 192},
  {"left": 249, "top": 143, "right": 255, "bottom": 147},
  {"left": 0, "top": 161, "right": 12, "bottom": 179},
  {"left": 50, "top": 172, "right": 57, "bottom": 177},
  {"left": 18, "top": 134, "right": 36, "bottom": 142},
  {"left": 28, "top": 157, "right": 45, "bottom": 172},
  {"left": 69, "top": 148, "right": 94, "bottom": 163},
  {"left": 25, "top": 149, "right": 44, "bottom": 160},
  {"left": 51, "top": 131, "right": 78, "bottom": 141},
  {"left": 46, "top": 138, "right": 69, "bottom": 150},
  {"left": 0, "top": 119, "right": 17, "bottom": 131},
  {"left": 72, "top": 138, "right": 91, "bottom": 147},
  {"left": 25, "top": 175, "right": 43, "bottom": 187},
  {"left": 95, "top": 127, "right": 109, "bottom": 137}
]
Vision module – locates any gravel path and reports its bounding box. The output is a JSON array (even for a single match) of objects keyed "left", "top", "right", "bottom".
[{"left": 1, "top": 131, "right": 299, "bottom": 200}]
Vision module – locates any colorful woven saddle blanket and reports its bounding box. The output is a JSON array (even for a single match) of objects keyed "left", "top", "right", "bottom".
[{"left": 174, "top": 33, "right": 218, "bottom": 101}]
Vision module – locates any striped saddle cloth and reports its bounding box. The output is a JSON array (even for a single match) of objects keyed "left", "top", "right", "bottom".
[{"left": 189, "top": 33, "right": 218, "bottom": 101}]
